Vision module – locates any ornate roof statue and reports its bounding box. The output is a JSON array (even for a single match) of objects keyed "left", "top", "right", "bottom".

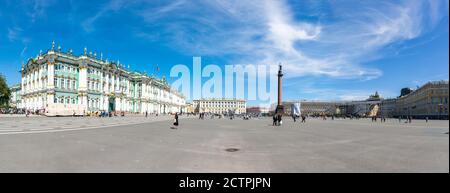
[
  {"left": 57, "top": 44, "right": 61, "bottom": 52},
  {"left": 84, "top": 47, "right": 87, "bottom": 55},
  {"left": 51, "top": 40, "right": 55, "bottom": 50}
]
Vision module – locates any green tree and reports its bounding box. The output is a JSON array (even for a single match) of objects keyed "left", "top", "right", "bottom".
[{"left": 0, "top": 74, "right": 11, "bottom": 108}]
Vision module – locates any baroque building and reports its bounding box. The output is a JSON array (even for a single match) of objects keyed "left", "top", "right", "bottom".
[{"left": 20, "top": 42, "right": 185, "bottom": 116}]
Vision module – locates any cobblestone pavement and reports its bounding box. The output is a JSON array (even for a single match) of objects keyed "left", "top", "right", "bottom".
[
  {"left": 0, "top": 115, "right": 181, "bottom": 135},
  {"left": 0, "top": 116, "right": 448, "bottom": 172}
]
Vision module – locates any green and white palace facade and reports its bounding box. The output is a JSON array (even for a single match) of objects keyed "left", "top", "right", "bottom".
[{"left": 19, "top": 43, "right": 186, "bottom": 116}]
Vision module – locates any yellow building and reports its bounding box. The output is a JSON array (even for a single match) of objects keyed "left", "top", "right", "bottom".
[{"left": 394, "top": 80, "right": 448, "bottom": 119}]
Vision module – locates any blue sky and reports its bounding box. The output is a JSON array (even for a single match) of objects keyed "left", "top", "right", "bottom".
[{"left": 0, "top": 0, "right": 448, "bottom": 105}]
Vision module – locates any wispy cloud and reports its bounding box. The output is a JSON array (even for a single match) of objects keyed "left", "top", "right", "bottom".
[
  {"left": 27, "top": 0, "right": 55, "bottom": 22},
  {"left": 20, "top": 46, "right": 27, "bottom": 57},
  {"left": 7, "top": 27, "right": 30, "bottom": 44},
  {"left": 7, "top": 27, "right": 22, "bottom": 42},
  {"left": 130, "top": 0, "right": 446, "bottom": 81},
  {"left": 81, "top": 0, "right": 129, "bottom": 32}
]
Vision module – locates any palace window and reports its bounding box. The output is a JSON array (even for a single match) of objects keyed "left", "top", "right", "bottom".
[
  {"left": 54, "top": 97, "right": 58, "bottom": 103},
  {"left": 61, "top": 79, "right": 65, "bottom": 89},
  {"left": 72, "top": 80, "right": 76, "bottom": 90},
  {"left": 54, "top": 78, "right": 58, "bottom": 88}
]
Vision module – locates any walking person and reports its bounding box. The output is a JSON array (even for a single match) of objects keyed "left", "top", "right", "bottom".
[
  {"left": 426, "top": 116, "right": 429, "bottom": 123},
  {"left": 145, "top": 111, "right": 148, "bottom": 118},
  {"left": 301, "top": 115, "right": 306, "bottom": 123},
  {"left": 272, "top": 114, "right": 277, "bottom": 126},
  {"left": 171, "top": 112, "right": 179, "bottom": 129}
]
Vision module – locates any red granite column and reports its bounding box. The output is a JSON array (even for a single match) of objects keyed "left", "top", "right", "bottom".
[{"left": 276, "top": 65, "right": 284, "bottom": 114}]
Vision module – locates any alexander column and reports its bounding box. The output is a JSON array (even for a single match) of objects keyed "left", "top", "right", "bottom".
[{"left": 276, "top": 64, "right": 284, "bottom": 114}]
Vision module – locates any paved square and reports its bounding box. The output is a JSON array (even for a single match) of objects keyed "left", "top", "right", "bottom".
[{"left": 0, "top": 116, "right": 448, "bottom": 172}]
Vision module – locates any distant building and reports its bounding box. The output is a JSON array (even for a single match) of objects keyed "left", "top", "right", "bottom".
[
  {"left": 246, "top": 106, "right": 269, "bottom": 115},
  {"left": 274, "top": 92, "right": 382, "bottom": 117},
  {"left": 275, "top": 81, "right": 448, "bottom": 119},
  {"left": 193, "top": 98, "right": 246, "bottom": 114},
  {"left": 393, "top": 80, "right": 448, "bottom": 119},
  {"left": 185, "top": 102, "right": 195, "bottom": 114}
]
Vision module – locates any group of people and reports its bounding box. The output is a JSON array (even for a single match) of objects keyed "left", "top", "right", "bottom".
[
  {"left": 399, "top": 116, "right": 413, "bottom": 123},
  {"left": 272, "top": 114, "right": 283, "bottom": 126},
  {"left": 371, "top": 116, "right": 387, "bottom": 122},
  {"left": 80, "top": 110, "right": 125, "bottom": 117}
]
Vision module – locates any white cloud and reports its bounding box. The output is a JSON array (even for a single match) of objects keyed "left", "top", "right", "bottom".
[
  {"left": 80, "top": 0, "right": 447, "bottom": 90},
  {"left": 81, "top": 0, "right": 129, "bottom": 32},
  {"left": 7, "top": 27, "right": 22, "bottom": 42},
  {"left": 27, "top": 0, "right": 55, "bottom": 22},
  {"left": 263, "top": 0, "right": 321, "bottom": 53}
]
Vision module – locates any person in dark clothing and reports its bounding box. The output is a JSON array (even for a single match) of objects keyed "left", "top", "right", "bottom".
[
  {"left": 272, "top": 114, "right": 277, "bottom": 126},
  {"left": 173, "top": 113, "right": 179, "bottom": 127},
  {"left": 277, "top": 114, "right": 282, "bottom": 126},
  {"left": 301, "top": 115, "right": 306, "bottom": 123},
  {"left": 145, "top": 111, "right": 148, "bottom": 118},
  {"left": 292, "top": 115, "right": 297, "bottom": 122}
]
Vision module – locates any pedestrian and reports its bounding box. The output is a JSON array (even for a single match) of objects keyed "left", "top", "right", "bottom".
[
  {"left": 426, "top": 116, "right": 428, "bottom": 123},
  {"left": 301, "top": 115, "right": 306, "bottom": 123},
  {"left": 293, "top": 114, "right": 296, "bottom": 122},
  {"left": 398, "top": 116, "right": 401, "bottom": 123},
  {"left": 408, "top": 116, "right": 412, "bottom": 123},
  {"left": 173, "top": 112, "right": 179, "bottom": 127},
  {"left": 145, "top": 111, "right": 148, "bottom": 118},
  {"left": 272, "top": 114, "right": 277, "bottom": 126}
]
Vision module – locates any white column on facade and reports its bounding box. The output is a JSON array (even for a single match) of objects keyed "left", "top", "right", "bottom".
[
  {"left": 115, "top": 97, "right": 120, "bottom": 111},
  {"left": 78, "top": 61, "right": 88, "bottom": 112},
  {"left": 111, "top": 74, "right": 114, "bottom": 94}
]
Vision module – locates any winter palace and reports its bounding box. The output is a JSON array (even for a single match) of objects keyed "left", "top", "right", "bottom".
[{"left": 18, "top": 41, "right": 186, "bottom": 116}]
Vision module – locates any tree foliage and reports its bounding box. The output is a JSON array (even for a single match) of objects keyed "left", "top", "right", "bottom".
[{"left": 0, "top": 74, "right": 11, "bottom": 107}]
